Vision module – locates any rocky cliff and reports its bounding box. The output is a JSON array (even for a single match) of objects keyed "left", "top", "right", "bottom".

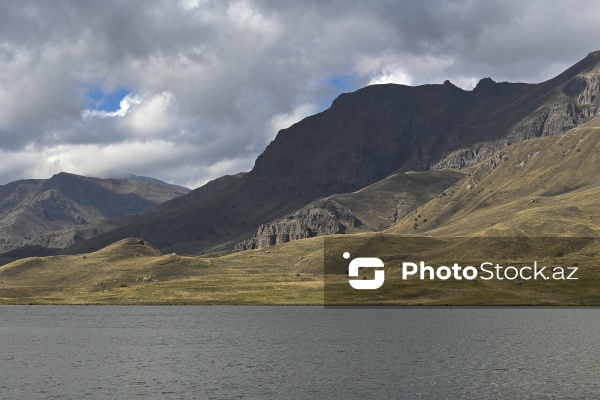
[
  {"left": 236, "top": 199, "right": 358, "bottom": 250},
  {"left": 433, "top": 52, "right": 600, "bottom": 170}
]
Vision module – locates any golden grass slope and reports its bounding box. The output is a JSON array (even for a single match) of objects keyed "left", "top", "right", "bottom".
[
  {"left": 391, "top": 116, "right": 600, "bottom": 237},
  {"left": 0, "top": 237, "right": 324, "bottom": 305},
  {"left": 330, "top": 169, "right": 464, "bottom": 232}
]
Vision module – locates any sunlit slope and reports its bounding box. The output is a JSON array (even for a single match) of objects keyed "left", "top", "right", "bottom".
[
  {"left": 326, "top": 169, "right": 465, "bottom": 231},
  {"left": 2, "top": 233, "right": 599, "bottom": 305},
  {"left": 391, "top": 116, "right": 600, "bottom": 237},
  {"left": 0, "top": 237, "right": 323, "bottom": 304}
]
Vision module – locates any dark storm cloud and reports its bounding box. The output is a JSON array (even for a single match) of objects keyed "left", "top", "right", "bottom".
[{"left": 0, "top": 0, "right": 599, "bottom": 188}]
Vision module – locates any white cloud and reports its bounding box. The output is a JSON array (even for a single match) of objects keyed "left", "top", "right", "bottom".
[
  {"left": 0, "top": 43, "right": 81, "bottom": 137},
  {"left": 121, "top": 91, "right": 176, "bottom": 137},
  {"left": 226, "top": 0, "right": 280, "bottom": 35},
  {"left": 368, "top": 66, "right": 413, "bottom": 86},
  {"left": 450, "top": 77, "right": 480, "bottom": 91},
  {"left": 83, "top": 94, "right": 142, "bottom": 119},
  {"left": 180, "top": 0, "right": 205, "bottom": 11},
  {"left": 0, "top": 140, "right": 198, "bottom": 185},
  {"left": 268, "top": 103, "right": 317, "bottom": 138},
  {"left": 363, "top": 53, "right": 457, "bottom": 87},
  {"left": 1, "top": 1, "right": 600, "bottom": 188}
]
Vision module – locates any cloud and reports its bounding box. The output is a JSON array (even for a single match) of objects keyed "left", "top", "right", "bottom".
[
  {"left": 368, "top": 66, "right": 413, "bottom": 86},
  {"left": 1, "top": 0, "right": 600, "bottom": 188},
  {"left": 0, "top": 140, "right": 207, "bottom": 189},
  {"left": 269, "top": 103, "right": 318, "bottom": 138},
  {"left": 121, "top": 92, "right": 176, "bottom": 137},
  {"left": 83, "top": 93, "right": 141, "bottom": 118}
]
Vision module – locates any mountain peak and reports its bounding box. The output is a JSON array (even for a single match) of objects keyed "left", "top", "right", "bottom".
[
  {"left": 587, "top": 50, "right": 600, "bottom": 58},
  {"left": 443, "top": 79, "right": 462, "bottom": 90},
  {"left": 50, "top": 171, "right": 78, "bottom": 180},
  {"left": 473, "top": 77, "right": 498, "bottom": 94},
  {"left": 44, "top": 172, "right": 85, "bottom": 189}
]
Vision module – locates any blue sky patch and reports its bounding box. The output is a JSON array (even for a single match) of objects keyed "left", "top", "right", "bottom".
[
  {"left": 316, "top": 74, "right": 362, "bottom": 111},
  {"left": 328, "top": 74, "right": 357, "bottom": 93},
  {"left": 86, "top": 86, "right": 131, "bottom": 112}
]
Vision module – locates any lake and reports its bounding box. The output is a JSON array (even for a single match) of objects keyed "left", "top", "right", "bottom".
[{"left": 0, "top": 306, "right": 598, "bottom": 399}]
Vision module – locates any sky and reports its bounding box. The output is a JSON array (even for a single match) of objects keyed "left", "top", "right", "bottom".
[{"left": 1, "top": 0, "right": 600, "bottom": 189}]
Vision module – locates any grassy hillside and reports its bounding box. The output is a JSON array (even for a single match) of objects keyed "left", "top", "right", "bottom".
[
  {"left": 328, "top": 169, "right": 465, "bottom": 232},
  {"left": 2, "top": 234, "right": 599, "bottom": 305},
  {"left": 0, "top": 237, "right": 324, "bottom": 305},
  {"left": 236, "top": 169, "right": 465, "bottom": 250},
  {"left": 391, "top": 116, "right": 600, "bottom": 237}
]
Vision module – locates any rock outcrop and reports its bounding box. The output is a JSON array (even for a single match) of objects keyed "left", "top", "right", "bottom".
[
  {"left": 236, "top": 199, "right": 359, "bottom": 250},
  {"left": 433, "top": 57, "right": 600, "bottom": 170}
]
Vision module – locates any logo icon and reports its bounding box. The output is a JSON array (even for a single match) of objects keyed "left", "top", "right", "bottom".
[{"left": 345, "top": 252, "right": 385, "bottom": 290}]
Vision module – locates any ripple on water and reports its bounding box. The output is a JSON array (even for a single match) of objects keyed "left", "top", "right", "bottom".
[{"left": 0, "top": 306, "right": 599, "bottom": 399}]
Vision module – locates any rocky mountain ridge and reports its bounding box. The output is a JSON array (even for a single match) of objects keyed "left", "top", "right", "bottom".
[
  {"left": 62, "top": 51, "right": 600, "bottom": 255},
  {"left": 433, "top": 51, "right": 600, "bottom": 169},
  {"left": 0, "top": 172, "right": 187, "bottom": 254},
  {"left": 392, "top": 114, "right": 600, "bottom": 237}
]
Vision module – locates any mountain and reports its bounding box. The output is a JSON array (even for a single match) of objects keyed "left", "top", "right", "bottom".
[
  {"left": 121, "top": 174, "right": 191, "bottom": 194},
  {"left": 0, "top": 172, "right": 188, "bottom": 254},
  {"left": 68, "top": 51, "right": 600, "bottom": 255},
  {"left": 236, "top": 169, "right": 464, "bottom": 250},
  {"left": 390, "top": 115, "right": 600, "bottom": 237}
]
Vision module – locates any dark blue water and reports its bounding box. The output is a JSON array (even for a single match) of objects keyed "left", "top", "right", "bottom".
[{"left": 0, "top": 306, "right": 598, "bottom": 399}]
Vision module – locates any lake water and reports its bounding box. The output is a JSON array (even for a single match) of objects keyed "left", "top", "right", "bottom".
[{"left": 0, "top": 306, "right": 598, "bottom": 399}]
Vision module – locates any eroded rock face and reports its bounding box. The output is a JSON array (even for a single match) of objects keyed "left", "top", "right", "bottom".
[
  {"left": 431, "top": 141, "right": 503, "bottom": 170},
  {"left": 236, "top": 199, "right": 359, "bottom": 250},
  {"left": 433, "top": 65, "right": 600, "bottom": 170}
]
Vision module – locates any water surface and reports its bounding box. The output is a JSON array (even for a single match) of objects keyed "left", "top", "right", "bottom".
[{"left": 0, "top": 306, "right": 598, "bottom": 399}]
